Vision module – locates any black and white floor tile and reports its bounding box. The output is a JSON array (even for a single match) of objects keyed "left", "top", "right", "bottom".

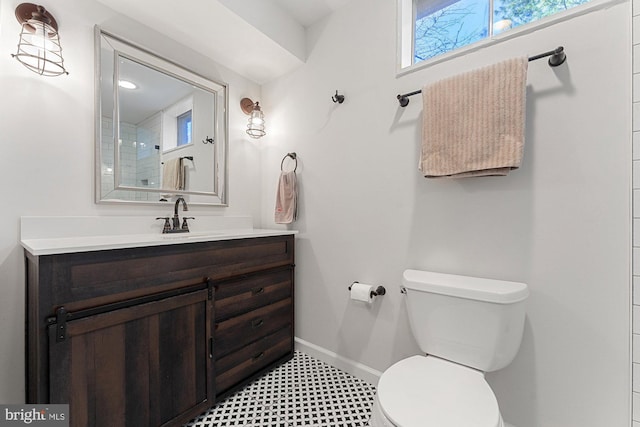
[{"left": 185, "top": 351, "right": 377, "bottom": 427}]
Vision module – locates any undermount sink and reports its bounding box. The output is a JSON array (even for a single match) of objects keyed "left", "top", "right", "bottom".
[{"left": 160, "top": 231, "right": 225, "bottom": 240}]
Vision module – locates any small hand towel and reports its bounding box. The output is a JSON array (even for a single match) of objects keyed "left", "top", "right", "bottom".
[
  {"left": 419, "top": 57, "right": 528, "bottom": 178},
  {"left": 275, "top": 171, "right": 297, "bottom": 224},
  {"left": 162, "top": 157, "right": 185, "bottom": 190}
]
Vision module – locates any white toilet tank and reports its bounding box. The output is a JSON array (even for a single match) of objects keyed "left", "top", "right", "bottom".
[{"left": 402, "top": 269, "right": 529, "bottom": 372}]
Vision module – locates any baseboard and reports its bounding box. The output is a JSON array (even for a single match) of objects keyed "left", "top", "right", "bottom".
[{"left": 294, "top": 337, "right": 382, "bottom": 386}]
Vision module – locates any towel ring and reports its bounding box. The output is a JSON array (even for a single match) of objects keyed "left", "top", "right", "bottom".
[{"left": 281, "top": 152, "right": 297, "bottom": 172}]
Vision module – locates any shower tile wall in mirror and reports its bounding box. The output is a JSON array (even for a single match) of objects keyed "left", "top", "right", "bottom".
[{"left": 95, "top": 27, "right": 228, "bottom": 206}]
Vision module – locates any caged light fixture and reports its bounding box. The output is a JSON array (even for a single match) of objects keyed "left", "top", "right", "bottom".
[
  {"left": 11, "top": 3, "right": 68, "bottom": 77},
  {"left": 240, "top": 97, "right": 266, "bottom": 139}
]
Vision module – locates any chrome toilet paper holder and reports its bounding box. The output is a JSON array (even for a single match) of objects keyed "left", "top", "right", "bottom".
[{"left": 349, "top": 281, "right": 386, "bottom": 298}]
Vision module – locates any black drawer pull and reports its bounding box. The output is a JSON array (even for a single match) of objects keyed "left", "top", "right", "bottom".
[
  {"left": 251, "top": 287, "right": 265, "bottom": 295},
  {"left": 252, "top": 352, "right": 265, "bottom": 362},
  {"left": 251, "top": 319, "right": 264, "bottom": 329}
]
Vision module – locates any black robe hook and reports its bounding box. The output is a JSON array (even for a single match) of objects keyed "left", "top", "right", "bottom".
[{"left": 332, "top": 90, "right": 345, "bottom": 104}]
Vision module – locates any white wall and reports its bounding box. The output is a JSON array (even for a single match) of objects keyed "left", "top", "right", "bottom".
[
  {"left": 261, "top": 0, "right": 632, "bottom": 425},
  {"left": 0, "top": 0, "right": 263, "bottom": 403}
]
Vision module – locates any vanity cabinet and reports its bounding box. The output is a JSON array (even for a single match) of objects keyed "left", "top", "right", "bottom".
[{"left": 25, "top": 235, "right": 295, "bottom": 427}]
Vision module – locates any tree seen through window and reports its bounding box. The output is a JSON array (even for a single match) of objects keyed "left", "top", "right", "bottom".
[{"left": 414, "top": 0, "right": 590, "bottom": 63}]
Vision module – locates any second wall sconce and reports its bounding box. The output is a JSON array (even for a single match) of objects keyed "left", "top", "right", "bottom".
[
  {"left": 11, "top": 3, "right": 68, "bottom": 76},
  {"left": 240, "top": 97, "right": 266, "bottom": 139}
]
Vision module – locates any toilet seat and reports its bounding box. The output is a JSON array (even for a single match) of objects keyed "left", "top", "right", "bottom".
[{"left": 376, "top": 355, "right": 502, "bottom": 427}]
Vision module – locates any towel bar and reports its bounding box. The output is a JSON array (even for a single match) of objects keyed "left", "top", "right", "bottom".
[
  {"left": 161, "top": 156, "right": 193, "bottom": 165},
  {"left": 396, "top": 46, "right": 566, "bottom": 107}
]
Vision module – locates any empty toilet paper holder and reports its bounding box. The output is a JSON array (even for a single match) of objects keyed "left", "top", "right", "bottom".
[{"left": 349, "top": 282, "right": 386, "bottom": 298}]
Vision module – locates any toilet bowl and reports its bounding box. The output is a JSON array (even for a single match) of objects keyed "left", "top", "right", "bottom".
[
  {"left": 369, "top": 356, "right": 503, "bottom": 427},
  {"left": 369, "top": 270, "right": 528, "bottom": 427}
]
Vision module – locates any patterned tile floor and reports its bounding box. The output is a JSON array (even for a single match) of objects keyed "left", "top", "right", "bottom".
[{"left": 185, "top": 351, "right": 377, "bottom": 427}]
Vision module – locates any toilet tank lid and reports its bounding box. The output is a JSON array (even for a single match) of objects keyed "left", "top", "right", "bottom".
[{"left": 402, "top": 270, "right": 529, "bottom": 304}]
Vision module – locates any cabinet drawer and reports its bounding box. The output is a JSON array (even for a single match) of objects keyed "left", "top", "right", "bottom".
[
  {"left": 215, "top": 269, "right": 292, "bottom": 321},
  {"left": 215, "top": 298, "right": 292, "bottom": 358},
  {"left": 215, "top": 326, "right": 292, "bottom": 378},
  {"left": 215, "top": 329, "right": 292, "bottom": 395}
]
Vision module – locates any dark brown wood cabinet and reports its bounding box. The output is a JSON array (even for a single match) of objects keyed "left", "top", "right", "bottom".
[{"left": 25, "top": 235, "right": 295, "bottom": 427}]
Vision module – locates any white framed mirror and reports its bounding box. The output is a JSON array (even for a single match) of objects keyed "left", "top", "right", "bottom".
[{"left": 95, "top": 26, "right": 228, "bottom": 206}]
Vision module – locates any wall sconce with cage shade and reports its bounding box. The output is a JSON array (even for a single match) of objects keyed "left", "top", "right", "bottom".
[
  {"left": 11, "top": 3, "right": 68, "bottom": 77},
  {"left": 240, "top": 97, "right": 266, "bottom": 139}
]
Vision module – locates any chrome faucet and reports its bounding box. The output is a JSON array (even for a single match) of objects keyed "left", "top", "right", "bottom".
[{"left": 156, "top": 197, "right": 193, "bottom": 233}]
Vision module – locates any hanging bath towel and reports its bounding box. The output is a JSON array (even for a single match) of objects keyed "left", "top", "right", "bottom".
[
  {"left": 162, "top": 157, "right": 185, "bottom": 190},
  {"left": 419, "top": 57, "right": 528, "bottom": 178},
  {"left": 275, "top": 170, "right": 297, "bottom": 224}
]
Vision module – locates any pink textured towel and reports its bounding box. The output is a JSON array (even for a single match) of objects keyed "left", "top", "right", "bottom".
[
  {"left": 162, "top": 157, "right": 185, "bottom": 190},
  {"left": 275, "top": 171, "right": 297, "bottom": 224},
  {"left": 419, "top": 57, "right": 528, "bottom": 178}
]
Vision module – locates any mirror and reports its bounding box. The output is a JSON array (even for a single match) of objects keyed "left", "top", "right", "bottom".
[{"left": 95, "top": 27, "right": 228, "bottom": 205}]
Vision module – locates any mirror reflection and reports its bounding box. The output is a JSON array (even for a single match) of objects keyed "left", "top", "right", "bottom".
[{"left": 96, "top": 27, "right": 228, "bottom": 205}]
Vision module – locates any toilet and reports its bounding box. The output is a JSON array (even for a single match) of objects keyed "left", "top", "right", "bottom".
[{"left": 369, "top": 269, "right": 528, "bottom": 427}]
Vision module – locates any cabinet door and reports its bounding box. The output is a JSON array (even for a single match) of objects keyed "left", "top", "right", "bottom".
[{"left": 48, "top": 289, "right": 213, "bottom": 427}]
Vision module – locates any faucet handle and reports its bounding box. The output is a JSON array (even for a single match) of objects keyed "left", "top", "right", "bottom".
[
  {"left": 156, "top": 217, "right": 171, "bottom": 233},
  {"left": 181, "top": 217, "right": 195, "bottom": 231}
]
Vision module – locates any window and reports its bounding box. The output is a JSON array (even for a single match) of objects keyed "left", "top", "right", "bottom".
[
  {"left": 161, "top": 96, "right": 193, "bottom": 152},
  {"left": 177, "top": 110, "right": 192, "bottom": 147},
  {"left": 402, "top": 0, "right": 591, "bottom": 67}
]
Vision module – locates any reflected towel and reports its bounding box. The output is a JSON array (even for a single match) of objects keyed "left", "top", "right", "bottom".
[
  {"left": 275, "top": 171, "right": 297, "bottom": 224},
  {"left": 419, "top": 57, "right": 528, "bottom": 178},
  {"left": 162, "top": 157, "right": 185, "bottom": 190}
]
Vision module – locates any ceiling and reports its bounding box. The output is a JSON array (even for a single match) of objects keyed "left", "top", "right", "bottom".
[
  {"left": 95, "top": 0, "right": 356, "bottom": 84},
  {"left": 273, "top": 0, "right": 355, "bottom": 27}
]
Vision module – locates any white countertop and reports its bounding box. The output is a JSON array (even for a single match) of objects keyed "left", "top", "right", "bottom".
[
  {"left": 21, "top": 228, "right": 297, "bottom": 256},
  {"left": 20, "top": 216, "right": 297, "bottom": 255}
]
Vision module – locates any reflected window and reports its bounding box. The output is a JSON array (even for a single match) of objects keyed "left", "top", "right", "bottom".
[{"left": 177, "top": 110, "right": 192, "bottom": 147}]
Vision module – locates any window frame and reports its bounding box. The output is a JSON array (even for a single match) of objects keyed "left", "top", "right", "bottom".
[
  {"left": 161, "top": 95, "right": 194, "bottom": 153},
  {"left": 396, "top": 0, "right": 619, "bottom": 76}
]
